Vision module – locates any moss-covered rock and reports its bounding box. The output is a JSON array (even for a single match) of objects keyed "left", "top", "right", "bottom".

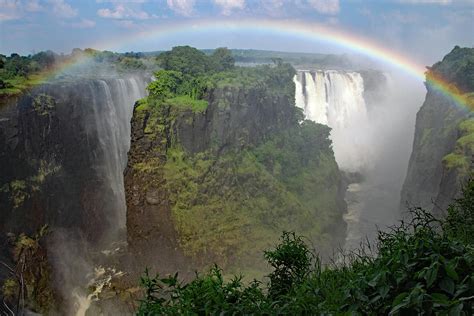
[
  {"left": 401, "top": 47, "right": 474, "bottom": 216},
  {"left": 125, "top": 64, "right": 346, "bottom": 276}
]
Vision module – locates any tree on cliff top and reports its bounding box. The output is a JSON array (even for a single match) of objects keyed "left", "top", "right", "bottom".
[
  {"left": 158, "top": 46, "right": 210, "bottom": 76},
  {"left": 157, "top": 46, "right": 235, "bottom": 76},
  {"left": 211, "top": 47, "right": 235, "bottom": 72},
  {"left": 429, "top": 46, "right": 474, "bottom": 93}
]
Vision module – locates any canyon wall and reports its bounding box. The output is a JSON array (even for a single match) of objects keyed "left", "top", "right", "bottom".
[
  {"left": 401, "top": 46, "right": 473, "bottom": 216},
  {"left": 125, "top": 65, "right": 347, "bottom": 276}
]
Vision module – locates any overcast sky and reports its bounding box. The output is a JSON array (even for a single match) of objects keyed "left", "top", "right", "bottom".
[{"left": 0, "top": 0, "right": 473, "bottom": 65}]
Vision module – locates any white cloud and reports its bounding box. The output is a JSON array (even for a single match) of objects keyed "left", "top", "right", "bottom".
[
  {"left": 25, "top": 0, "right": 43, "bottom": 12},
  {"left": 213, "top": 0, "right": 245, "bottom": 15},
  {"left": 117, "top": 19, "right": 136, "bottom": 28},
  {"left": 0, "top": 0, "right": 18, "bottom": 10},
  {"left": 98, "top": 7, "right": 123, "bottom": 18},
  {"left": 70, "top": 18, "right": 96, "bottom": 29},
  {"left": 0, "top": 0, "right": 20, "bottom": 21},
  {"left": 0, "top": 0, "right": 44, "bottom": 20},
  {"left": 97, "top": 3, "right": 149, "bottom": 19},
  {"left": 167, "top": 0, "right": 195, "bottom": 16},
  {"left": 48, "top": 0, "right": 78, "bottom": 18},
  {"left": 257, "top": 0, "right": 285, "bottom": 17},
  {"left": 307, "top": 0, "right": 339, "bottom": 15}
]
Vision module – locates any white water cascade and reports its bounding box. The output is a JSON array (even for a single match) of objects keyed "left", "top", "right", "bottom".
[
  {"left": 84, "top": 76, "right": 148, "bottom": 231},
  {"left": 67, "top": 76, "right": 148, "bottom": 316},
  {"left": 294, "top": 70, "right": 372, "bottom": 172},
  {"left": 294, "top": 70, "right": 422, "bottom": 253},
  {"left": 294, "top": 70, "right": 379, "bottom": 252}
]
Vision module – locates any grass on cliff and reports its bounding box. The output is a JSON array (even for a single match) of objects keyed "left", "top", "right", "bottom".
[
  {"left": 139, "top": 178, "right": 474, "bottom": 315},
  {"left": 443, "top": 118, "right": 474, "bottom": 175},
  {"left": 0, "top": 75, "right": 44, "bottom": 96},
  {"left": 162, "top": 122, "right": 342, "bottom": 275},
  {"left": 165, "top": 96, "right": 208, "bottom": 113},
  {"left": 138, "top": 56, "right": 339, "bottom": 277}
]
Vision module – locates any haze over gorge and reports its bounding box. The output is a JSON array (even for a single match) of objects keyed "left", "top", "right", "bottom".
[{"left": 0, "top": 0, "right": 473, "bottom": 315}]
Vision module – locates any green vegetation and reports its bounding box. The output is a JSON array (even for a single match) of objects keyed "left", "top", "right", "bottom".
[
  {"left": 0, "top": 160, "right": 61, "bottom": 209},
  {"left": 165, "top": 96, "right": 208, "bottom": 113},
  {"left": 145, "top": 46, "right": 237, "bottom": 112},
  {"left": 163, "top": 128, "right": 339, "bottom": 272},
  {"left": 208, "top": 61, "right": 295, "bottom": 96},
  {"left": 139, "top": 178, "right": 474, "bottom": 315},
  {"left": 158, "top": 46, "right": 235, "bottom": 76},
  {"left": 443, "top": 117, "right": 474, "bottom": 176},
  {"left": 133, "top": 46, "right": 340, "bottom": 275},
  {"left": 32, "top": 93, "right": 55, "bottom": 116},
  {"left": 1, "top": 226, "right": 55, "bottom": 314},
  {"left": 428, "top": 46, "right": 474, "bottom": 94},
  {"left": 144, "top": 46, "right": 296, "bottom": 118},
  {"left": 0, "top": 48, "right": 153, "bottom": 98},
  {"left": 129, "top": 117, "right": 340, "bottom": 276}
]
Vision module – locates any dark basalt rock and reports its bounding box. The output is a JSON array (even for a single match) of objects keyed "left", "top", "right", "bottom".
[
  {"left": 401, "top": 47, "right": 473, "bottom": 216},
  {"left": 0, "top": 76, "right": 148, "bottom": 245}
]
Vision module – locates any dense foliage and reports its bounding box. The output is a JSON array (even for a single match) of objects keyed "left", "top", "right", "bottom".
[
  {"left": 139, "top": 178, "right": 474, "bottom": 315},
  {"left": 134, "top": 49, "right": 341, "bottom": 275},
  {"left": 428, "top": 46, "right": 474, "bottom": 94},
  {"left": 147, "top": 46, "right": 236, "bottom": 109},
  {"left": 160, "top": 124, "right": 340, "bottom": 272},
  {"left": 434, "top": 48, "right": 474, "bottom": 189},
  {"left": 443, "top": 118, "right": 474, "bottom": 176},
  {"left": 158, "top": 46, "right": 235, "bottom": 76},
  {"left": 0, "top": 48, "right": 151, "bottom": 97},
  {"left": 1, "top": 226, "right": 54, "bottom": 315}
]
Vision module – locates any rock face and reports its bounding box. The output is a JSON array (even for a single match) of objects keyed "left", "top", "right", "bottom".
[
  {"left": 401, "top": 88, "right": 467, "bottom": 214},
  {"left": 401, "top": 47, "right": 473, "bottom": 216},
  {"left": 175, "top": 86, "right": 297, "bottom": 154},
  {"left": 0, "top": 76, "right": 148, "bottom": 244},
  {"left": 125, "top": 65, "right": 347, "bottom": 275},
  {"left": 0, "top": 75, "right": 149, "bottom": 313}
]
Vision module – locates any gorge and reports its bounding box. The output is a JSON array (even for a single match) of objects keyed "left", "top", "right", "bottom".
[{"left": 0, "top": 46, "right": 472, "bottom": 314}]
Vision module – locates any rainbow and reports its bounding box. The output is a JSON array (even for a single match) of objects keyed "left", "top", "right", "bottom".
[{"left": 45, "top": 19, "right": 474, "bottom": 110}]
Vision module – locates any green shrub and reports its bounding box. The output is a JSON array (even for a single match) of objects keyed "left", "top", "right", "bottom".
[
  {"left": 138, "top": 178, "right": 474, "bottom": 315},
  {"left": 265, "top": 232, "right": 312, "bottom": 298}
]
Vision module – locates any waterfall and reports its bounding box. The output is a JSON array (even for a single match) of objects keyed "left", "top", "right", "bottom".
[
  {"left": 295, "top": 70, "right": 419, "bottom": 253},
  {"left": 79, "top": 77, "right": 148, "bottom": 232},
  {"left": 67, "top": 75, "right": 148, "bottom": 315},
  {"left": 294, "top": 70, "right": 371, "bottom": 172}
]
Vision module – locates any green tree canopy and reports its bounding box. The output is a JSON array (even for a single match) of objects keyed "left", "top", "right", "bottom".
[
  {"left": 158, "top": 46, "right": 210, "bottom": 76},
  {"left": 147, "top": 70, "right": 183, "bottom": 100},
  {"left": 211, "top": 47, "right": 235, "bottom": 72}
]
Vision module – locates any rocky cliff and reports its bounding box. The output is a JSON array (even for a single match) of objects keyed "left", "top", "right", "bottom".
[
  {"left": 0, "top": 77, "right": 148, "bottom": 243},
  {"left": 0, "top": 75, "right": 149, "bottom": 313},
  {"left": 125, "top": 64, "right": 347, "bottom": 276},
  {"left": 401, "top": 46, "right": 474, "bottom": 216}
]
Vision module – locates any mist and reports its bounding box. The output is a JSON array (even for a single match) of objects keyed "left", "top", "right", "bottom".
[{"left": 341, "top": 71, "right": 425, "bottom": 250}]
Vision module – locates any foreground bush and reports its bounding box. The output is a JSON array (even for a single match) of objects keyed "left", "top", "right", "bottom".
[{"left": 138, "top": 179, "right": 474, "bottom": 315}]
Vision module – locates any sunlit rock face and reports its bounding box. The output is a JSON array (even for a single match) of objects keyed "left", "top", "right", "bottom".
[{"left": 0, "top": 76, "right": 148, "bottom": 243}]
